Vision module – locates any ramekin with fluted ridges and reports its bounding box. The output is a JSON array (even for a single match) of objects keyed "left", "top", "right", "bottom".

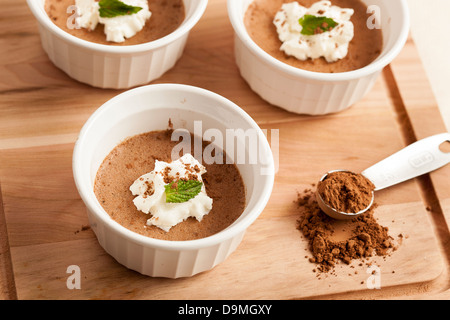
[
  {"left": 227, "top": 0, "right": 410, "bottom": 115},
  {"left": 72, "top": 84, "right": 275, "bottom": 278},
  {"left": 27, "top": 0, "right": 208, "bottom": 89}
]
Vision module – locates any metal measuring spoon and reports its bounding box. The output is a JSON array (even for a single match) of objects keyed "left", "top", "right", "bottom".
[{"left": 316, "top": 133, "right": 450, "bottom": 220}]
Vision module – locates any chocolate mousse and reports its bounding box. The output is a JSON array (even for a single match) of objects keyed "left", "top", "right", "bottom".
[
  {"left": 94, "top": 129, "right": 246, "bottom": 241},
  {"left": 244, "top": 0, "right": 383, "bottom": 73},
  {"left": 45, "top": 0, "right": 185, "bottom": 45}
]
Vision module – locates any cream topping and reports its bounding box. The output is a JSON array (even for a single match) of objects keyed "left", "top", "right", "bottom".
[
  {"left": 130, "top": 154, "right": 213, "bottom": 232},
  {"left": 74, "top": 0, "right": 151, "bottom": 43},
  {"left": 273, "top": 1, "right": 354, "bottom": 63}
]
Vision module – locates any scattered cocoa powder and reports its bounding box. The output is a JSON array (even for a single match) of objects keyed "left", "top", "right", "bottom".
[
  {"left": 296, "top": 188, "right": 398, "bottom": 274},
  {"left": 317, "top": 171, "right": 375, "bottom": 213}
]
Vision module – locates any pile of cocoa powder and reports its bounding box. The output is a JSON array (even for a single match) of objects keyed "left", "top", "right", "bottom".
[{"left": 296, "top": 187, "right": 399, "bottom": 274}]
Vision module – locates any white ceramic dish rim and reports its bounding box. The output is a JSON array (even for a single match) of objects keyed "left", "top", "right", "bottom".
[
  {"left": 72, "top": 84, "right": 275, "bottom": 251},
  {"left": 27, "top": 0, "right": 208, "bottom": 54},
  {"left": 227, "top": 0, "right": 410, "bottom": 82}
]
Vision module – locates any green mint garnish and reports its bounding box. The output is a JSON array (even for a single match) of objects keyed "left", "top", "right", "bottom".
[
  {"left": 298, "top": 15, "right": 338, "bottom": 35},
  {"left": 98, "top": 0, "right": 143, "bottom": 18},
  {"left": 164, "top": 179, "right": 203, "bottom": 203}
]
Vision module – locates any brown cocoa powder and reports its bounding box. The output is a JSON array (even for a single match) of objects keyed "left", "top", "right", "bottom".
[
  {"left": 317, "top": 171, "right": 375, "bottom": 213},
  {"left": 296, "top": 188, "right": 398, "bottom": 273}
]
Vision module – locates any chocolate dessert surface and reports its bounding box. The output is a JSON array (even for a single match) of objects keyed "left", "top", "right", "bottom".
[
  {"left": 245, "top": 0, "right": 383, "bottom": 73},
  {"left": 45, "top": 0, "right": 185, "bottom": 45},
  {"left": 94, "top": 130, "right": 246, "bottom": 241}
]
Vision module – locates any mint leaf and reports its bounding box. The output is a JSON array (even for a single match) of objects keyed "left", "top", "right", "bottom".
[
  {"left": 99, "top": 0, "right": 143, "bottom": 18},
  {"left": 164, "top": 180, "right": 203, "bottom": 203},
  {"left": 298, "top": 15, "right": 338, "bottom": 35}
]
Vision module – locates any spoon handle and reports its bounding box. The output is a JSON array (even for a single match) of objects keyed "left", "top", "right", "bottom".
[{"left": 362, "top": 133, "right": 450, "bottom": 191}]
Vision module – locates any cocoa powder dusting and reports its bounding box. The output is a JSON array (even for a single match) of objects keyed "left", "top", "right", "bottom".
[
  {"left": 297, "top": 188, "right": 398, "bottom": 274},
  {"left": 317, "top": 171, "right": 375, "bottom": 213}
]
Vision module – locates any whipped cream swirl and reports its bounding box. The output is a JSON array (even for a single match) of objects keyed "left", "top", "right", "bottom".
[
  {"left": 75, "top": 0, "right": 151, "bottom": 43},
  {"left": 273, "top": 1, "right": 354, "bottom": 63},
  {"left": 130, "top": 154, "right": 213, "bottom": 232}
]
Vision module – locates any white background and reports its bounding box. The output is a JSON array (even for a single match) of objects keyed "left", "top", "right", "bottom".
[{"left": 408, "top": 0, "right": 450, "bottom": 131}]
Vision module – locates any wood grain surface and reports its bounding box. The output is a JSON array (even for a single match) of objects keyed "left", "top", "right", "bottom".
[{"left": 0, "top": 0, "right": 449, "bottom": 300}]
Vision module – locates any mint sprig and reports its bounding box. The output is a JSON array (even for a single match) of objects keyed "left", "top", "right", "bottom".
[
  {"left": 99, "top": 0, "right": 143, "bottom": 18},
  {"left": 164, "top": 180, "right": 203, "bottom": 203},
  {"left": 299, "top": 15, "right": 338, "bottom": 35}
]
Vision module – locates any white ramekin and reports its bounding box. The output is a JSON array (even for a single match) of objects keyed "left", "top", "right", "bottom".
[
  {"left": 227, "top": 0, "right": 410, "bottom": 115},
  {"left": 27, "top": 0, "right": 208, "bottom": 89},
  {"left": 72, "top": 84, "right": 275, "bottom": 278}
]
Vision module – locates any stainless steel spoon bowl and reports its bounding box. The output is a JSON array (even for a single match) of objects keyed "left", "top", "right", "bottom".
[{"left": 317, "top": 133, "right": 450, "bottom": 220}]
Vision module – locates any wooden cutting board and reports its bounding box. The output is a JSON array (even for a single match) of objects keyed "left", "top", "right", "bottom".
[{"left": 1, "top": 0, "right": 449, "bottom": 300}]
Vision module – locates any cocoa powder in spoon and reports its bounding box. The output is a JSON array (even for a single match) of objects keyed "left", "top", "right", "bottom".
[{"left": 317, "top": 171, "right": 375, "bottom": 213}]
